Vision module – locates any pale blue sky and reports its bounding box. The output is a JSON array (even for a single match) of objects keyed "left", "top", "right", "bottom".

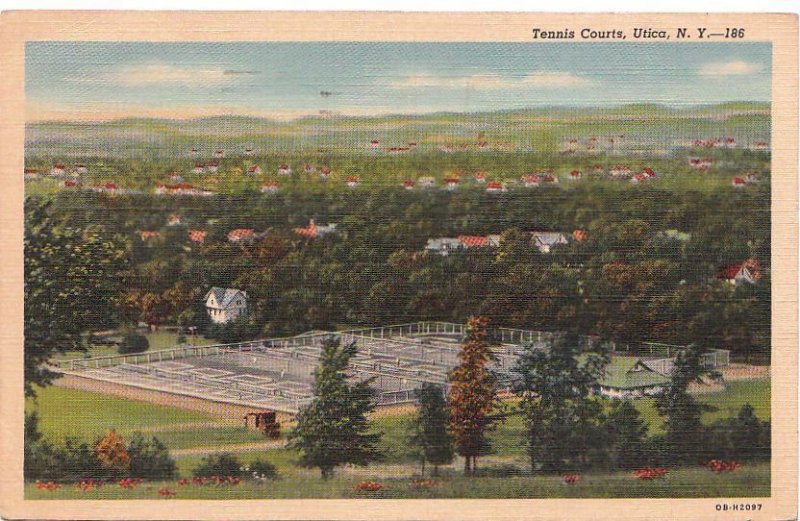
[{"left": 26, "top": 42, "right": 771, "bottom": 121}]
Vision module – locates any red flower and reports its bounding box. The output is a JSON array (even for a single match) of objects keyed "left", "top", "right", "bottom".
[
  {"left": 355, "top": 481, "right": 384, "bottom": 492},
  {"left": 409, "top": 479, "right": 441, "bottom": 489},
  {"left": 562, "top": 474, "right": 581, "bottom": 485},
  {"left": 633, "top": 468, "right": 668, "bottom": 480},
  {"left": 158, "top": 486, "right": 177, "bottom": 497},
  {"left": 705, "top": 460, "right": 742, "bottom": 473}
]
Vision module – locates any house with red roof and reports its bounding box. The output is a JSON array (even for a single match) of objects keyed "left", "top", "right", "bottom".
[
  {"left": 192, "top": 163, "right": 205, "bottom": 174},
  {"left": 403, "top": 179, "right": 415, "bottom": 190},
  {"left": 278, "top": 164, "right": 293, "bottom": 175},
  {"left": 425, "top": 234, "right": 500, "bottom": 256},
  {"left": 346, "top": 176, "right": 360, "bottom": 188},
  {"left": 716, "top": 264, "right": 756, "bottom": 285},
  {"left": 754, "top": 141, "right": 769, "bottom": 150},
  {"left": 188, "top": 230, "right": 207, "bottom": 244},
  {"left": 24, "top": 168, "right": 40, "bottom": 180},
  {"left": 227, "top": 229, "right": 256, "bottom": 243},
  {"left": 247, "top": 165, "right": 262, "bottom": 175},
  {"left": 567, "top": 170, "right": 582, "bottom": 181},
  {"left": 473, "top": 171, "right": 487, "bottom": 183},
  {"left": 318, "top": 166, "right": 332, "bottom": 179},
  {"left": 139, "top": 231, "right": 162, "bottom": 241},
  {"left": 444, "top": 177, "right": 460, "bottom": 190},
  {"left": 167, "top": 214, "right": 182, "bottom": 226},
  {"left": 486, "top": 181, "right": 506, "bottom": 193},
  {"left": 521, "top": 174, "right": 540, "bottom": 188},
  {"left": 261, "top": 180, "right": 279, "bottom": 193},
  {"left": 731, "top": 176, "right": 747, "bottom": 188},
  {"left": 63, "top": 179, "right": 78, "bottom": 188},
  {"left": 49, "top": 163, "right": 66, "bottom": 177},
  {"left": 293, "top": 219, "right": 338, "bottom": 239},
  {"left": 303, "top": 163, "right": 315, "bottom": 174}
]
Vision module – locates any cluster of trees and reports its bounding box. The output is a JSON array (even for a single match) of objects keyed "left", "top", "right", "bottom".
[
  {"left": 26, "top": 176, "right": 770, "bottom": 365},
  {"left": 288, "top": 319, "right": 770, "bottom": 479},
  {"left": 24, "top": 414, "right": 177, "bottom": 482}
]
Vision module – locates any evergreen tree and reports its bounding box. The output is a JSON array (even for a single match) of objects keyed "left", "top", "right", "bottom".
[
  {"left": 512, "top": 332, "right": 608, "bottom": 473},
  {"left": 409, "top": 383, "right": 454, "bottom": 476},
  {"left": 447, "top": 316, "right": 498, "bottom": 474},
  {"left": 730, "top": 403, "right": 768, "bottom": 460},
  {"left": 655, "top": 343, "right": 709, "bottom": 464},
  {"left": 288, "top": 336, "right": 382, "bottom": 478},
  {"left": 606, "top": 400, "right": 649, "bottom": 469}
]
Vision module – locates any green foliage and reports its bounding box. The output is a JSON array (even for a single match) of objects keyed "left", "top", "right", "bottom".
[
  {"left": 288, "top": 337, "right": 382, "bottom": 478},
  {"left": 117, "top": 332, "right": 150, "bottom": 354},
  {"left": 24, "top": 198, "right": 127, "bottom": 395},
  {"left": 408, "top": 383, "right": 454, "bottom": 476},
  {"left": 246, "top": 458, "right": 279, "bottom": 480},
  {"left": 127, "top": 432, "right": 178, "bottom": 480},
  {"left": 192, "top": 453, "right": 244, "bottom": 478},
  {"left": 605, "top": 400, "right": 649, "bottom": 469},
  {"left": 513, "top": 332, "right": 609, "bottom": 473},
  {"left": 703, "top": 403, "right": 771, "bottom": 461},
  {"left": 655, "top": 344, "right": 710, "bottom": 465}
]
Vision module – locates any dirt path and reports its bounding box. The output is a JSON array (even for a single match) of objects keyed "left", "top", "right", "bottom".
[{"left": 170, "top": 440, "right": 288, "bottom": 457}]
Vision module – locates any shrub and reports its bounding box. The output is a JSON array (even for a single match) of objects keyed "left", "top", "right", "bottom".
[
  {"left": 127, "top": 432, "right": 177, "bottom": 480},
  {"left": 118, "top": 332, "right": 149, "bottom": 354},
  {"left": 95, "top": 430, "right": 131, "bottom": 477},
  {"left": 192, "top": 453, "right": 244, "bottom": 478},
  {"left": 245, "top": 458, "right": 279, "bottom": 481},
  {"left": 354, "top": 481, "right": 384, "bottom": 492}
]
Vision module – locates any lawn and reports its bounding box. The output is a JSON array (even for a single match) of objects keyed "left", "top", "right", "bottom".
[
  {"left": 26, "top": 461, "right": 770, "bottom": 499},
  {"left": 52, "top": 331, "right": 215, "bottom": 362},
  {"left": 26, "top": 386, "right": 223, "bottom": 443}
]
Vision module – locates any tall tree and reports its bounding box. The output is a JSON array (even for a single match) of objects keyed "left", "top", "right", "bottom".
[
  {"left": 408, "top": 383, "right": 454, "bottom": 476},
  {"left": 512, "top": 332, "right": 608, "bottom": 473},
  {"left": 655, "top": 343, "right": 709, "bottom": 464},
  {"left": 24, "top": 199, "right": 127, "bottom": 396},
  {"left": 288, "top": 337, "right": 382, "bottom": 479},
  {"left": 606, "top": 400, "right": 649, "bottom": 469},
  {"left": 447, "top": 316, "right": 498, "bottom": 474}
]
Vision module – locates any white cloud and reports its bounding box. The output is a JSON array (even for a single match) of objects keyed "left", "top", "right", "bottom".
[
  {"left": 699, "top": 60, "right": 764, "bottom": 76},
  {"left": 71, "top": 64, "right": 235, "bottom": 86},
  {"left": 389, "top": 71, "right": 592, "bottom": 90}
]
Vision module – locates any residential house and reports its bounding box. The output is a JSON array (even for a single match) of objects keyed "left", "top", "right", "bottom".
[
  {"left": 530, "top": 230, "right": 569, "bottom": 253},
  {"left": 213, "top": 149, "right": 225, "bottom": 159},
  {"left": 244, "top": 148, "right": 255, "bottom": 156},
  {"left": 521, "top": 174, "right": 540, "bottom": 188},
  {"left": 403, "top": 179, "right": 415, "bottom": 190},
  {"left": 594, "top": 356, "right": 671, "bottom": 399},
  {"left": 716, "top": 264, "right": 757, "bottom": 285},
  {"left": 49, "top": 163, "right": 66, "bottom": 177},
  {"left": 261, "top": 180, "right": 279, "bottom": 193},
  {"left": 24, "top": 168, "right": 40, "bottom": 180},
  {"left": 567, "top": 170, "right": 582, "bottom": 181},
  {"left": 486, "top": 181, "right": 506, "bottom": 193},
  {"left": 293, "top": 219, "right": 338, "bottom": 238},
  {"left": 247, "top": 165, "right": 262, "bottom": 175},
  {"left": 319, "top": 166, "right": 332, "bottom": 179},
  {"left": 206, "top": 162, "right": 220, "bottom": 173},
  {"left": 346, "top": 176, "right": 360, "bottom": 188},
  {"left": 417, "top": 176, "right": 436, "bottom": 188},
  {"left": 192, "top": 163, "right": 206, "bottom": 174},
  {"left": 188, "top": 230, "right": 207, "bottom": 244},
  {"left": 278, "top": 164, "right": 293, "bottom": 175},
  {"left": 204, "top": 287, "right": 248, "bottom": 324},
  {"left": 731, "top": 176, "right": 747, "bottom": 188}
]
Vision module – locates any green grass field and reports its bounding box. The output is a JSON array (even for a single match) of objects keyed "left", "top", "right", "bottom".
[
  {"left": 25, "top": 377, "right": 771, "bottom": 499},
  {"left": 26, "top": 461, "right": 770, "bottom": 499},
  {"left": 52, "top": 331, "right": 215, "bottom": 362}
]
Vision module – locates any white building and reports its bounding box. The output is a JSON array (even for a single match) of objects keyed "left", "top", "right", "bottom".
[
  {"left": 204, "top": 287, "right": 249, "bottom": 324},
  {"left": 530, "top": 230, "right": 569, "bottom": 253}
]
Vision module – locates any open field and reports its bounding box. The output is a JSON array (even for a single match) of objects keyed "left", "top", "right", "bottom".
[
  {"left": 52, "top": 332, "right": 215, "bottom": 361},
  {"left": 29, "top": 376, "right": 770, "bottom": 455},
  {"left": 26, "top": 461, "right": 770, "bottom": 499}
]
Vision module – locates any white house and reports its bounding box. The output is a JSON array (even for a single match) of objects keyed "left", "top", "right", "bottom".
[
  {"left": 278, "top": 164, "right": 293, "bottom": 175},
  {"left": 213, "top": 149, "right": 226, "bottom": 159},
  {"left": 204, "top": 287, "right": 248, "bottom": 324},
  {"left": 530, "top": 230, "right": 569, "bottom": 253}
]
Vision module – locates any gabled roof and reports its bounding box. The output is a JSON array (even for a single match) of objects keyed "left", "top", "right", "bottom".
[
  {"left": 593, "top": 356, "right": 671, "bottom": 390},
  {"left": 204, "top": 287, "right": 248, "bottom": 309}
]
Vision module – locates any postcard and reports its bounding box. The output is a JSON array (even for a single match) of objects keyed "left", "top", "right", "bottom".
[{"left": 0, "top": 10, "right": 797, "bottom": 521}]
